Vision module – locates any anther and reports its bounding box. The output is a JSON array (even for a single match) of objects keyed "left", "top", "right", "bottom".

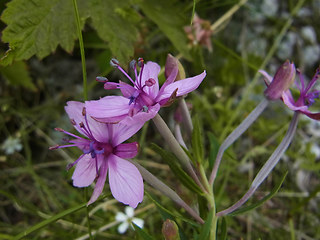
[
  {"left": 145, "top": 78, "right": 156, "bottom": 87},
  {"left": 138, "top": 58, "right": 144, "bottom": 67},
  {"left": 96, "top": 76, "right": 108, "bottom": 82},
  {"left": 49, "top": 145, "right": 60, "bottom": 150},
  {"left": 55, "top": 128, "right": 64, "bottom": 132},
  {"left": 79, "top": 122, "right": 85, "bottom": 128},
  {"left": 130, "top": 60, "right": 136, "bottom": 70},
  {"left": 82, "top": 107, "right": 86, "bottom": 116},
  {"left": 110, "top": 58, "right": 119, "bottom": 67},
  {"left": 70, "top": 119, "right": 76, "bottom": 125}
]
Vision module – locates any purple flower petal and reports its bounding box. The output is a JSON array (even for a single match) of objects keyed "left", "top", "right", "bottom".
[
  {"left": 282, "top": 90, "right": 308, "bottom": 111},
  {"left": 259, "top": 70, "right": 273, "bottom": 85},
  {"left": 87, "top": 159, "right": 108, "bottom": 205},
  {"left": 65, "top": 101, "right": 110, "bottom": 143},
  {"left": 110, "top": 118, "right": 147, "bottom": 145},
  {"left": 114, "top": 142, "right": 139, "bottom": 159},
  {"left": 72, "top": 154, "right": 101, "bottom": 187},
  {"left": 156, "top": 71, "right": 206, "bottom": 104},
  {"left": 108, "top": 154, "right": 144, "bottom": 208},
  {"left": 65, "top": 101, "right": 87, "bottom": 136},
  {"left": 85, "top": 96, "right": 130, "bottom": 123},
  {"left": 119, "top": 104, "right": 160, "bottom": 127},
  {"left": 139, "top": 61, "right": 160, "bottom": 99}
]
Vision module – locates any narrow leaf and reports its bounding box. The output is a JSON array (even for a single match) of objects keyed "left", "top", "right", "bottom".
[
  {"left": 146, "top": 192, "right": 198, "bottom": 227},
  {"left": 208, "top": 132, "right": 220, "bottom": 170},
  {"left": 191, "top": 117, "right": 204, "bottom": 164},
  {"left": 229, "top": 171, "right": 288, "bottom": 216},
  {"left": 133, "top": 223, "right": 155, "bottom": 240},
  {"left": 218, "top": 217, "right": 227, "bottom": 240},
  {"left": 151, "top": 144, "right": 203, "bottom": 196},
  {"left": 198, "top": 209, "right": 214, "bottom": 240}
]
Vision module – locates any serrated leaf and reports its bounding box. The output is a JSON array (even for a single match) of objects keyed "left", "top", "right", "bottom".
[
  {"left": 192, "top": 117, "right": 204, "bottom": 164},
  {"left": 88, "top": 0, "right": 140, "bottom": 63},
  {"left": 1, "top": 0, "right": 89, "bottom": 65},
  {"left": 133, "top": 223, "right": 155, "bottom": 240},
  {"left": 198, "top": 209, "right": 214, "bottom": 240},
  {"left": 139, "top": 0, "right": 191, "bottom": 60},
  {"left": 229, "top": 171, "right": 288, "bottom": 216},
  {"left": 0, "top": 61, "right": 36, "bottom": 90},
  {"left": 151, "top": 144, "right": 204, "bottom": 196}
]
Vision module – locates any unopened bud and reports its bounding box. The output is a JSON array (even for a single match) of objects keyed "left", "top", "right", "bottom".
[
  {"left": 264, "top": 60, "right": 296, "bottom": 100},
  {"left": 165, "top": 54, "right": 186, "bottom": 81},
  {"left": 162, "top": 219, "right": 179, "bottom": 240}
]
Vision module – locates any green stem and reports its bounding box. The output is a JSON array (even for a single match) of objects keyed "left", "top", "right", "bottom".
[
  {"left": 85, "top": 189, "right": 93, "bottom": 240},
  {"left": 72, "top": 0, "right": 88, "bottom": 101}
]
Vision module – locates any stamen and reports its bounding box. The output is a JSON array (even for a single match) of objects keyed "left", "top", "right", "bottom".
[
  {"left": 66, "top": 154, "right": 86, "bottom": 171},
  {"left": 54, "top": 128, "right": 83, "bottom": 140},
  {"left": 110, "top": 58, "right": 119, "bottom": 67},
  {"left": 49, "top": 145, "right": 59, "bottom": 150},
  {"left": 95, "top": 156, "right": 99, "bottom": 177},
  {"left": 304, "top": 68, "right": 320, "bottom": 93},
  {"left": 70, "top": 119, "right": 76, "bottom": 125},
  {"left": 130, "top": 60, "right": 136, "bottom": 70},
  {"left": 145, "top": 78, "right": 156, "bottom": 87},
  {"left": 82, "top": 107, "right": 86, "bottom": 116}
]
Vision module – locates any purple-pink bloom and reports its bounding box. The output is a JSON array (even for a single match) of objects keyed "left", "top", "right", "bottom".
[
  {"left": 51, "top": 101, "right": 144, "bottom": 207},
  {"left": 85, "top": 58, "right": 206, "bottom": 125},
  {"left": 260, "top": 64, "right": 320, "bottom": 120}
]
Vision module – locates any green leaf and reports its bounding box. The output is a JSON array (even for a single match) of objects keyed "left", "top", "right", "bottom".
[
  {"left": 229, "top": 171, "right": 288, "bottom": 216},
  {"left": 88, "top": 0, "right": 140, "bottom": 63},
  {"left": 1, "top": 0, "right": 89, "bottom": 65},
  {"left": 139, "top": 0, "right": 191, "bottom": 60},
  {"left": 133, "top": 223, "right": 155, "bottom": 240},
  {"left": 151, "top": 144, "right": 204, "bottom": 196},
  {"left": 218, "top": 217, "right": 227, "bottom": 240},
  {"left": 198, "top": 209, "right": 214, "bottom": 240},
  {"left": 0, "top": 61, "right": 36, "bottom": 90},
  {"left": 192, "top": 117, "right": 204, "bottom": 164},
  {"left": 146, "top": 192, "right": 199, "bottom": 227},
  {"left": 208, "top": 132, "right": 220, "bottom": 170}
]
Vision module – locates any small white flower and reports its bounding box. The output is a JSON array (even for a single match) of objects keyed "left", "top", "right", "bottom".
[
  {"left": 1, "top": 136, "right": 23, "bottom": 155},
  {"left": 115, "top": 206, "right": 144, "bottom": 234}
]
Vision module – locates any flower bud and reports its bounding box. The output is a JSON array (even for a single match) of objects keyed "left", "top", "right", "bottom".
[
  {"left": 165, "top": 54, "right": 186, "bottom": 81},
  {"left": 264, "top": 60, "right": 296, "bottom": 100},
  {"left": 162, "top": 219, "right": 179, "bottom": 240}
]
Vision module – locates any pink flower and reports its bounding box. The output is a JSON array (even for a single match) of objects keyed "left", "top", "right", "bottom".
[
  {"left": 184, "top": 14, "right": 213, "bottom": 51},
  {"left": 85, "top": 58, "right": 206, "bottom": 125},
  {"left": 51, "top": 101, "right": 144, "bottom": 207},
  {"left": 260, "top": 63, "right": 320, "bottom": 120}
]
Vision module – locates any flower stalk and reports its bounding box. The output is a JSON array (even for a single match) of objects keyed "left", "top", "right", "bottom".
[
  {"left": 152, "top": 114, "right": 206, "bottom": 193},
  {"left": 209, "top": 98, "right": 269, "bottom": 185},
  {"left": 217, "top": 112, "right": 299, "bottom": 216},
  {"left": 130, "top": 160, "right": 204, "bottom": 224}
]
